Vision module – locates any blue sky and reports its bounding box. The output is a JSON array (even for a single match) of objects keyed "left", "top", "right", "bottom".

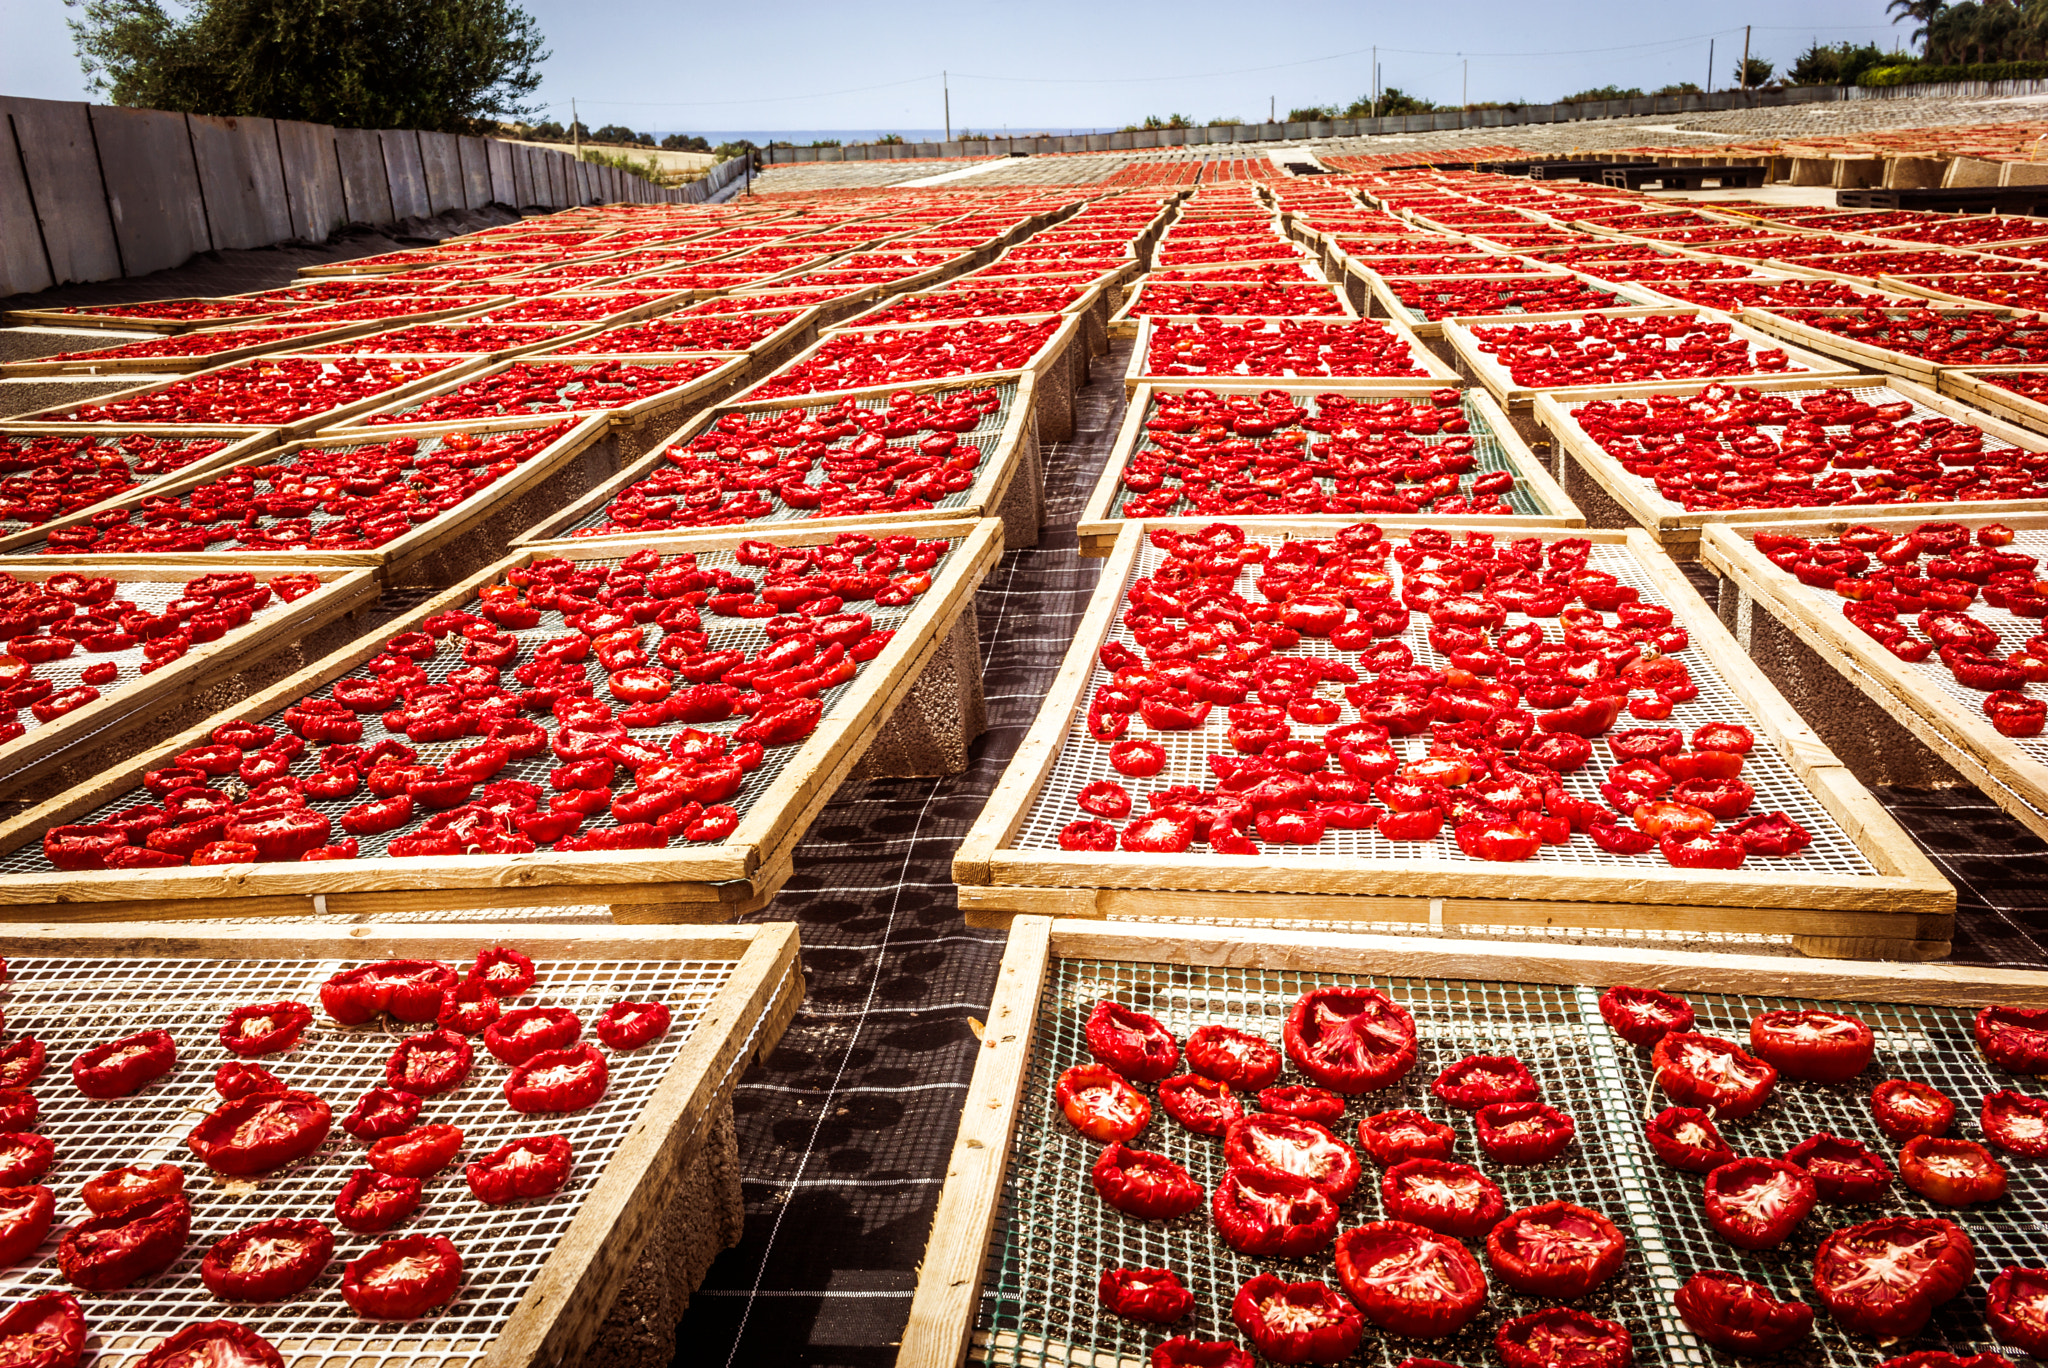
[{"left": 3, "top": 0, "right": 1909, "bottom": 133}]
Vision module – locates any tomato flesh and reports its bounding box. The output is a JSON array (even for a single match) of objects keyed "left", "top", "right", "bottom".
[
  {"left": 1785, "top": 1133, "right": 1892, "bottom": 1203},
  {"left": 1598, "top": 984, "right": 1694, "bottom": 1046},
  {"left": 1873, "top": 1078, "right": 1955, "bottom": 1141},
  {"left": 1749, "top": 1008, "right": 1873, "bottom": 1083},
  {"left": 1652, "top": 1031, "right": 1776, "bottom": 1118},
  {"left": 1283, "top": 987, "right": 1417, "bottom": 1094},
  {"left": 1223, "top": 1114, "right": 1360, "bottom": 1201},
  {"left": 1211, "top": 1167, "right": 1337, "bottom": 1259},
  {"left": 1899, "top": 1135, "right": 2008, "bottom": 1206},
  {"left": 1357, "top": 1108, "right": 1455, "bottom": 1167},
  {"left": 1084, "top": 1001, "right": 1180, "bottom": 1082},
  {"left": 1185, "top": 1024, "right": 1281, "bottom": 1089},
  {"left": 1054, "top": 1064, "right": 1149, "bottom": 1142},
  {"left": 342, "top": 1234, "right": 463, "bottom": 1320},
  {"left": 1485, "top": 1200, "right": 1625, "bottom": 1298},
  {"left": 1813, "top": 1215, "right": 1975, "bottom": 1338},
  {"left": 1380, "top": 1158, "right": 1504, "bottom": 1240},
  {"left": 1496, "top": 1308, "right": 1632, "bottom": 1368},
  {"left": 1334, "top": 1220, "right": 1487, "bottom": 1339},
  {"left": 199, "top": 1216, "right": 334, "bottom": 1301},
  {"left": 1230, "top": 1272, "right": 1364, "bottom": 1365},
  {"left": 1675, "top": 1270, "right": 1814, "bottom": 1356},
  {"left": 1705, "top": 1157, "right": 1816, "bottom": 1250}
]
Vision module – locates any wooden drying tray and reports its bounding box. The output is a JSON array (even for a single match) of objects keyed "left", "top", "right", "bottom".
[
  {"left": 0, "top": 518, "right": 1003, "bottom": 925},
  {"left": 729, "top": 310, "right": 1087, "bottom": 446},
  {"left": 1073, "top": 380, "right": 1582, "bottom": 557},
  {"left": 0, "top": 562, "right": 377, "bottom": 802},
  {"left": 335, "top": 353, "right": 753, "bottom": 467},
  {"left": 1441, "top": 306, "right": 1860, "bottom": 416},
  {"left": 1108, "top": 277, "right": 1358, "bottom": 340},
  {"left": 1940, "top": 366, "right": 2048, "bottom": 437},
  {"left": 839, "top": 278, "right": 1118, "bottom": 363},
  {"left": 513, "top": 375, "right": 1044, "bottom": 554},
  {"left": 4, "top": 415, "right": 622, "bottom": 592},
  {"left": 3, "top": 301, "right": 305, "bottom": 335},
  {"left": 458, "top": 290, "right": 703, "bottom": 330},
  {"left": 530, "top": 302, "right": 826, "bottom": 377},
  {"left": 1361, "top": 269, "right": 1662, "bottom": 341},
  {"left": 896, "top": 917, "right": 2048, "bottom": 1368},
  {"left": 292, "top": 320, "right": 615, "bottom": 367},
  {"left": 1535, "top": 372, "right": 2048, "bottom": 560},
  {"left": 1700, "top": 510, "right": 2048, "bottom": 845},
  {"left": 952, "top": 517, "right": 1953, "bottom": 960},
  {"left": 708, "top": 283, "right": 893, "bottom": 331},
  {"left": 1877, "top": 273, "right": 2048, "bottom": 316},
  {"left": 14, "top": 354, "right": 491, "bottom": 442},
  {"left": 0, "top": 319, "right": 408, "bottom": 379},
  {"left": 0, "top": 424, "right": 280, "bottom": 534},
  {"left": 1742, "top": 304, "right": 2027, "bottom": 387},
  {"left": 1121, "top": 314, "right": 1459, "bottom": 399},
  {"left": 0, "top": 920, "right": 801, "bottom": 1368}
]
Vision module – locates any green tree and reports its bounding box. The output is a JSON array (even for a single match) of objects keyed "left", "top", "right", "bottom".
[
  {"left": 1559, "top": 84, "right": 1644, "bottom": 102},
  {"left": 1788, "top": 40, "right": 1889, "bottom": 83},
  {"left": 67, "top": 0, "right": 547, "bottom": 132},
  {"left": 591, "top": 123, "right": 639, "bottom": 144},
  {"left": 1733, "top": 55, "right": 1776, "bottom": 86},
  {"left": 1888, "top": 0, "right": 1948, "bottom": 52},
  {"left": 1653, "top": 81, "right": 1703, "bottom": 94}
]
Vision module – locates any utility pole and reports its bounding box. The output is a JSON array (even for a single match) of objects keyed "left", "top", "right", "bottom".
[
  {"left": 1707, "top": 40, "right": 1714, "bottom": 94},
  {"left": 1463, "top": 59, "right": 1468, "bottom": 109},
  {"left": 571, "top": 98, "right": 580, "bottom": 160},
  {"left": 944, "top": 71, "right": 951, "bottom": 142},
  {"left": 1741, "top": 26, "right": 1752, "bottom": 91},
  {"left": 1371, "top": 46, "right": 1377, "bottom": 119},
  {"left": 1270, "top": 96, "right": 1275, "bottom": 123}
]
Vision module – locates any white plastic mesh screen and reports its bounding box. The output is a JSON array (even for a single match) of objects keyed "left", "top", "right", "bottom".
[
  {"left": 0, "top": 949, "right": 739, "bottom": 1363},
  {"left": 1007, "top": 529, "right": 1880, "bottom": 877}
]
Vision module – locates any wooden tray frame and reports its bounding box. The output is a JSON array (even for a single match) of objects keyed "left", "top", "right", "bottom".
[
  {"left": 296, "top": 320, "right": 613, "bottom": 366},
  {"left": 4, "top": 302, "right": 306, "bottom": 335},
  {"left": 0, "top": 424, "right": 281, "bottom": 535},
  {"left": 728, "top": 311, "right": 1085, "bottom": 447},
  {"left": 0, "top": 320, "right": 407, "bottom": 378},
  {"left": 0, "top": 919, "right": 801, "bottom": 1368},
  {"left": 1441, "top": 306, "right": 1859, "bottom": 414},
  {"left": 952, "top": 517, "right": 1953, "bottom": 961},
  {"left": 333, "top": 353, "right": 753, "bottom": 465},
  {"left": 463, "top": 290, "right": 702, "bottom": 330},
  {"left": 0, "top": 518, "right": 1003, "bottom": 925},
  {"left": 896, "top": 916, "right": 2048, "bottom": 1368},
  {"left": 839, "top": 279, "right": 1115, "bottom": 362},
  {"left": 4, "top": 415, "right": 621, "bottom": 590},
  {"left": 1363, "top": 269, "right": 1664, "bottom": 341},
  {"left": 0, "top": 562, "right": 377, "bottom": 801},
  {"left": 1073, "top": 380, "right": 1582, "bottom": 556},
  {"left": 532, "top": 303, "right": 825, "bottom": 376},
  {"left": 13, "top": 354, "right": 492, "bottom": 440},
  {"left": 1535, "top": 372, "right": 2048, "bottom": 558},
  {"left": 1701, "top": 510, "right": 2048, "bottom": 845},
  {"left": 1939, "top": 366, "right": 2048, "bottom": 436},
  {"left": 1122, "top": 313, "right": 1459, "bottom": 397},
  {"left": 1108, "top": 279, "right": 1358, "bottom": 339},
  {"left": 1877, "top": 273, "right": 2048, "bottom": 315},
  {"left": 512, "top": 375, "right": 1044, "bottom": 554},
  {"left": 1742, "top": 304, "right": 2024, "bottom": 386}
]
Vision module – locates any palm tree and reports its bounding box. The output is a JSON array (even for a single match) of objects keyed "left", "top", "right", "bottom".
[{"left": 1887, "top": 0, "right": 1948, "bottom": 51}]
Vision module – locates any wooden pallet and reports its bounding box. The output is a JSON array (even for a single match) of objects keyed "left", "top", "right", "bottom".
[
  {"left": 0, "top": 518, "right": 1003, "bottom": 924},
  {"left": 0, "top": 920, "right": 800, "bottom": 1368},
  {"left": 15, "top": 355, "right": 491, "bottom": 441},
  {"left": 898, "top": 917, "right": 2048, "bottom": 1368},
  {"left": 0, "top": 563, "right": 377, "bottom": 802},
  {"left": 1536, "top": 372, "right": 2048, "bottom": 559},
  {"left": 3, "top": 415, "right": 622, "bottom": 591},
  {"left": 1939, "top": 366, "right": 2048, "bottom": 437},
  {"left": 1121, "top": 314, "right": 1459, "bottom": 398},
  {"left": 1701, "top": 511, "right": 2048, "bottom": 845},
  {"left": 336, "top": 353, "right": 753, "bottom": 465},
  {"left": 728, "top": 310, "right": 1087, "bottom": 446},
  {"left": 1742, "top": 305, "right": 2025, "bottom": 386},
  {"left": 1073, "top": 381, "right": 1582, "bottom": 557},
  {"left": 953, "top": 517, "right": 1953, "bottom": 960},
  {"left": 512, "top": 375, "right": 1046, "bottom": 553},
  {"left": 1441, "top": 306, "right": 1859, "bottom": 415}
]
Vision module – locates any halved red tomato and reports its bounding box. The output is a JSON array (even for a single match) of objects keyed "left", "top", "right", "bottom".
[
  {"left": 1899, "top": 1135, "right": 2007, "bottom": 1206},
  {"left": 1222, "top": 1114, "right": 1360, "bottom": 1201},
  {"left": 1988, "top": 1266, "right": 2048, "bottom": 1358},
  {"left": 1054, "top": 1064, "right": 1148, "bottom": 1142},
  {"left": 1982, "top": 1089, "right": 2048, "bottom": 1157},
  {"left": 134, "top": 1321, "right": 286, "bottom": 1368},
  {"left": 1784, "top": 1133, "right": 1891, "bottom": 1203},
  {"left": 1473, "top": 1100, "right": 1574, "bottom": 1165},
  {"left": 1282, "top": 987, "right": 1416, "bottom": 1094},
  {"left": 186, "top": 1090, "right": 332, "bottom": 1176},
  {"left": 1333, "top": 1220, "right": 1487, "bottom": 1339},
  {"left": 1645, "top": 1106, "right": 1733, "bottom": 1173},
  {"left": 1495, "top": 1308, "right": 1631, "bottom": 1368},
  {"left": 1872, "top": 1078, "right": 1955, "bottom": 1141},
  {"left": 1597, "top": 984, "right": 1694, "bottom": 1046},
  {"left": 1230, "top": 1273, "right": 1363, "bottom": 1365},
  {"left": 1210, "top": 1168, "right": 1336, "bottom": 1258},
  {"left": 1704, "top": 1158, "right": 1815, "bottom": 1250},
  {"left": 1813, "top": 1216, "right": 1974, "bottom": 1338},
  {"left": 1157, "top": 1074, "right": 1241, "bottom": 1137},
  {"left": 1356, "top": 1109, "right": 1454, "bottom": 1167},
  {"left": 0, "top": 1294, "right": 85, "bottom": 1368},
  {"left": 1379, "top": 1158, "right": 1504, "bottom": 1240},
  {"left": 56, "top": 1193, "right": 190, "bottom": 1290},
  {"left": 1975, "top": 1005, "right": 2048, "bottom": 1073},
  {"left": 1484, "top": 1201, "right": 1625, "bottom": 1298},
  {"left": 1675, "top": 1270, "right": 1814, "bottom": 1357},
  {"left": 367, "top": 1124, "right": 464, "bottom": 1179},
  {"left": 79, "top": 1163, "right": 182, "bottom": 1216},
  {"left": 199, "top": 1216, "right": 334, "bottom": 1301},
  {"left": 1748, "top": 1008, "right": 1873, "bottom": 1083},
  {"left": 1652, "top": 1032, "right": 1776, "bottom": 1118},
  {"left": 1429, "top": 1054, "right": 1538, "bottom": 1111},
  {"left": 1184, "top": 1024, "right": 1281, "bottom": 1089},
  {"left": 1091, "top": 1143, "right": 1202, "bottom": 1220},
  {"left": 342, "top": 1234, "right": 462, "bottom": 1319},
  {"left": 1085, "top": 1001, "right": 1180, "bottom": 1083},
  {"left": 0, "top": 1186, "right": 52, "bottom": 1266}
]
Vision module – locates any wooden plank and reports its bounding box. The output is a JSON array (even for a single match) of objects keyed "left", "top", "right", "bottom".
[
  {"left": 1939, "top": 366, "right": 2048, "bottom": 437},
  {"left": 897, "top": 917, "right": 1053, "bottom": 1368}
]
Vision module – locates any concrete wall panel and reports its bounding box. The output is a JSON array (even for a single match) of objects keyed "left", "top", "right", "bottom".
[
  {"left": 92, "top": 105, "right": 209, "bottom": 276},
  {"left": 276, "top": 120, "right": 346, "bottom": 240},
  {"left": 333, "top": 128, "right": 393, "bottom": 224},
  {"left": 380, "top": 130, "right": 429, "bottom": 219},
  {"left": 187, "top": 113, "right": 291, "bottom": 250},
  {"left": 0, "top": 114, "right": 54, "bottom": 295},
  {"left": 0, "top": 96, "right": 120, "bottom": 285},
  {"left": 417, "top": 131, "right": 462, "bottom": 213},
  {"left": 485, "top": 138, "right": 514, "bottom": 206},
  {"left": 457, "top": 136, "right": 491, "bottom": 206}
]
